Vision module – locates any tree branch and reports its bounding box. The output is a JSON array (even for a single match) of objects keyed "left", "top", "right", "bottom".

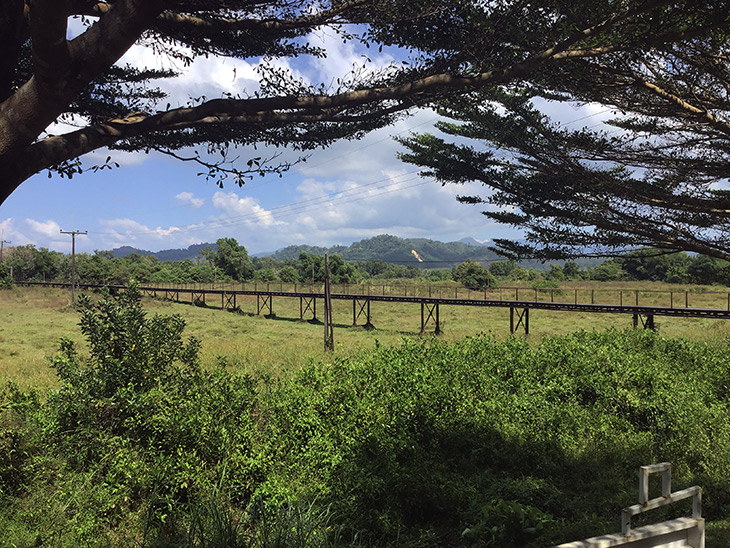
[
  {"left": 71, "top": 0, "right": 373, "bottom": 32},
  {"left": 0, "top": 0, "right": 27, "bottom": 101},
  {"left": 0, "top": 0, "right": 165, "bottom": 168},
  {"left": 28, "top": 0, "right": 72, "bottom": 91},
  {"left": 155, "top": 0, "right": 372, "bottom": 32}
]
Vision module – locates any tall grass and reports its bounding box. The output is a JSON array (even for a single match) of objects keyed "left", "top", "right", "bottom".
[{"left": 3, "top": 284, "right": 730, "bottom": 390}]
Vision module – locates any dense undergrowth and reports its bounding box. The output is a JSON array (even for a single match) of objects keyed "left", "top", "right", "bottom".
[{"left": 1, "top": 286, "right": 729, "bottom": 547}]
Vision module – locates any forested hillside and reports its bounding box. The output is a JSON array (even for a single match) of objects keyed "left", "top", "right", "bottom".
[{"left": 268, "top": 235, "right": 500, "bottom": 265}]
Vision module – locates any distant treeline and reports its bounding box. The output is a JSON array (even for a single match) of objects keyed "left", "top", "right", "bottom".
[{"left": 2, "top": 238, "right": 729, "bottom": 288}]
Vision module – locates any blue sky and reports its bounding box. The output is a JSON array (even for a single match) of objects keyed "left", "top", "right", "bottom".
[{"left": 0, "top": 17, "right": 609, "bottom": 256}]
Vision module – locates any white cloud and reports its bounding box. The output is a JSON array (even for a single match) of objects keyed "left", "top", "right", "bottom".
[
  {"left": 118, "top": 42, "right": 263, "bottom": 109},
  {"left": 0, "top": 218, "right": 74, "bottom": 250},
  {"left": 211, "top": 191, "right": 279, "bottom": 227},
  {"left": 85, "top": 149, "right": 149, "bottom": 167},
  {"left": 96, "top": 219, "right": 181, "bottom": 248},
  {"left": 306, "top": 26, "right": 397, "bottom": 88},
  {"left": 533, "top": 98, "right": 618, "bottom": 129},
  {"left": 26, "top": 219, "right": 63, "bottom": 238},
  {"left": 155, "top": 226, "right": 182, "bottom": 237},
  {"left": 175, "top": 192, "right": 205, "bottom": 209},
  {"left": 292, "top": 108, "right": 440, "bottom": 180},
  {"left": 0, "top": 219, "right": 31, "bottom": 247}
]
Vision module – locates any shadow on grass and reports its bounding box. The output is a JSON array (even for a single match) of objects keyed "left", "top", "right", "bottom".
[{"left": 315, "top": 417, "right": 720, "bottom": 547}]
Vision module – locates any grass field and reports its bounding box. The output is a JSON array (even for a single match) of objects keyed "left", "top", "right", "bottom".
[
  {"left": 3, "top": 283, "right": 730, "bottom": 547},
  {"left": 3, "top": 281, "right": 730, "bottom": 390}
]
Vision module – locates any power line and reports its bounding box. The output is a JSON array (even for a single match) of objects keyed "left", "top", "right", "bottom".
[
  {"left": 240, "top": 114, "right": 442, "bottom": 194},
  {"left": 89, "top": 170, "right": 427, "bottom": 236},
  {"left": 562, "top": 108, "right": 614, "bottom": 126},
  {"left": 85, "top": 106, "right": 617, "bottom": 241}
]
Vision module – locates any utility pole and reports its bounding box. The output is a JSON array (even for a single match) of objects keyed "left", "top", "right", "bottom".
[
  {"left": 0, "top": 237, "right": 10, "bottom": 262},
  {"left": 60, "top": 229, "right": 87, "bottom": 304},
  {"left": 323, "top": 253, "right": 334, "bottom": 351}
]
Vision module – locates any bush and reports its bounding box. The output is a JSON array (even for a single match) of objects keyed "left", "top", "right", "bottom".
[
  {"left": 531, "top": 279, "right": 563, "bottom": 296},
  {"left": 0, "top": 262, "right": 12, "bottom": 288},
  {"left": 31, "top": 284, "right": 259, "bottom": 545},
  {"left": 452, "top": 259, "right": 496, "bottom": 289},
  {"left": 253, "top": 330, "right": 730, "bottom": 546},
  {"left": 278, "top": 265, "right": 299, "bottom": 283}
]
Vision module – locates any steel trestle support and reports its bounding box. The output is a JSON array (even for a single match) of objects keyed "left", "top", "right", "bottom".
[
  {"left": 257, "top": 294, "right": 273, "bottom": 316},
  {"left": 633, "top": 313, "right": 655, "bottom": 330},
  {"left": 352, "top": 298, "right": 373, "bottom": 328},
  {"left": 420, "top": 302, "right": 440, "bottom": 335},
  {"left": 300, "top": 296, "right": 316, "bottom": 321},
  {"left": 510, "top": 307, "right": 529, "bottom": 334},
  {"left": 222, "top": 292, "right": 237, "bottom": 310}
]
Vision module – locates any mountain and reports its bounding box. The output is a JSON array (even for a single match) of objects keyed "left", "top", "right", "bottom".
[
  {"left": 110, "top": 246, "right": 154, "bottom": 258},
  {"left": 109, "top": 236, "right": 604, "bottom": 270},
  {"left": 111, "top": 243, "right": 212, "bottom": 261},
  {"left": 268, "top": 234, "right": 501, "bottom": 267},
  {"left": 458, "top": 237, "right": 489, "bottom": 246}
]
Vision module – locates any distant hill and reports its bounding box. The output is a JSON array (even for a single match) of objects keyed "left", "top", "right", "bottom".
[
  {"left": 458, "top": 237, "right": 489, "bottom": 246},
  {"left": 109, "top": 236, "right": 605, "bottom": 270},
  {"left": 111, "top": 243, "right": 212, "bottom": 261},
  {"left": 269, "top": 234, "right": 501, "bottom": 267}
]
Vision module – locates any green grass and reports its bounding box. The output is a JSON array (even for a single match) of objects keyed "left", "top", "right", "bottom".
[
  {"left": 3, "top": 283, "right": 730, "bottom": 390},
  {"left": 0, "top": 287, "right": 85, "bottom": 390}
]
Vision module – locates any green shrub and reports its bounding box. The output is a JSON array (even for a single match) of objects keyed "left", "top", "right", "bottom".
[
  {"left": 253, "top": 330, "right": 730, "bottom": 546},
  {"left": 452, "top": 259, "right": 496, "bottom": 289},
  {"left": 33, "top": 284, "right": 259, "bottom": 545},
  {"left": 0, "top": 262, "right": 13, "bottom": 288},
  {"left": 531, "top": 279, "right": 563, "bottom": 295}
]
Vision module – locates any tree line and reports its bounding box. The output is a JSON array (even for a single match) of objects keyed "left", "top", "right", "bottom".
[
  {"left": 0, "top": 237, "right": 422, "bottom": 286},
  {"left": 3, "top": 237, "right": 730, "bottom": 289},
  {"left": 452, "top": 252, "right": 730, "bottom": 290}
]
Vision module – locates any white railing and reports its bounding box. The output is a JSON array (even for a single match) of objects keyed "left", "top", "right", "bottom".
[{"left": 554, "top": 463, "right": 704, "bottom": 548}]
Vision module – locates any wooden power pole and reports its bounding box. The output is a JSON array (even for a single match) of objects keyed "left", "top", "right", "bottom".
[
  {"left": 324, "top": 253, "right": 334, "bottom": 351},
  {"left": 60, "top": 229, "right": 87, "bottom": 303},
  {"left": 0, "top": 237, "right": 10, "bottom": 262}
]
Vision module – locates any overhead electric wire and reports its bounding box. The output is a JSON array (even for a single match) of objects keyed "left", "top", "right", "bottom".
[
  {"left": 238, "top": 113, "right": 442, "bottom": 194},
  {"left": 178, "top": 176, "right": 428, "bottom": 234},
  {"left": 88, "top": 106, "right": 617, "bottom": 239},
  {"left": 90, "top": 170, "right": 427, "bottom": 235}
]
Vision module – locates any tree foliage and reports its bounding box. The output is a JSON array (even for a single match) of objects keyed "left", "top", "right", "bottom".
[
  {"left": 452, "top": 258, "right": 496, "bottom": 290},
  {"left": 3, "top": 0, "right": 728, "bottom": 207},
  {"left": 7, "top": 239, "right": 730, "bottom": 286},
  {"left": 398, "top": 3, "right": 730, "bottom": 260},
  {"left": 203, "top": 237, "right": 254, "bottom": 281}
]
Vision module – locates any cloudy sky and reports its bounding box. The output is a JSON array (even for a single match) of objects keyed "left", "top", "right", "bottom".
[{"left": 0, "top": 17, "right": 609, "bottom": 256}]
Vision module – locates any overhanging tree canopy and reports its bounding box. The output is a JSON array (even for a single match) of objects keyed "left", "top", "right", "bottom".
[
  {"left": 2, "top": 0, "right": 729, "bottom": 213},
  {"left": 398, "top": 5, "right": 730, "bottom": 261}
]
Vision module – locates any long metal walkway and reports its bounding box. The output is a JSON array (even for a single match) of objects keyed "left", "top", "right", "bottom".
[{"left": 21, "top": 281, "right": 730, "bottom": 334}]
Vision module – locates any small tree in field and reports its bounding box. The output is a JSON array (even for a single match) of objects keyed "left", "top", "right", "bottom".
[{"left": 452, "top": 259, "right": 495, "bottom": 290}]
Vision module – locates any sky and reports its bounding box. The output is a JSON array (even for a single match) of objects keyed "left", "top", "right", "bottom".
[{"left": 0, "top": 16, "right": 611, "bottom": 257}]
